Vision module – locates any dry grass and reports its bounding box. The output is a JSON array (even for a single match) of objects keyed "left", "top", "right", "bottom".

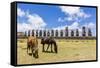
[{"left": 17, "top": 39, "right": 96, "bottom": 65}]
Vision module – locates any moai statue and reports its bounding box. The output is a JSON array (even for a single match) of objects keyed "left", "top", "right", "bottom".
[
  {"left": 43, "top": 30, "right": 46, "bottom": 37},
  {"left": 51, "top": 29, "right": 54, "bottom": 37},
  {"left": 82, "top": 26, "right": 86, "bottom": 37},
  {"left": 28, "top": 30, "right": 30, "bottom": 36},
  {"left": 60, "top": 30, "right": 63, "bottom": 37},
  {"left": 65, "top": 27, "right": 68, "bottom": 37},
  {"left": 32, "top": 30, "right": 34, "bottom": 36},
  {"left": 56, "top": 30, "right": 58, "bottom": 37},
  {"left": 36, "top": 30, "right": 38, "bottom": 37},
  {"left": 39, "top": 30, "right": 42, "bottom": 37},
  {"left": 24, "top": 31, "right": 27, "bottom": 37},
  {"left": 88, "top": 28, "right": 92, "bottom": 36},
  {"left": 76, "top": 29, "right": 79, "bottom": 36},
  {"left": 47, "top": 30, "right": 50, "bottom": 37},
  {"left": 71, "top": 30, "right": 74, "bottom": 37}
]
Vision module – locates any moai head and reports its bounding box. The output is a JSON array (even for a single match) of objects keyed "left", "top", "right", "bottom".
[
  {"left": 51, "top": 29, "right": 54, "bottom": 37},
  {"left": 65, "top": 27, "right": 68, "bottom": 36},
  {"left": 36, "top": 30, "right": 38, "bottom": 37},
  {"left": 60, "top": 30, "right": 63, "bottom": 37},
  {"left": 24, "top": 31, "right": 27, "bottom": 37},
  {"left": 43, "top": 30, "right": 46, "bottom": 37},
  {"left": 56, "top": 30, "right": 58, "bottom": 37},
  {"left": 88, "top": 28, "right": 92, "bottom": 36},
  {"left": 82, "top": 26, "right": 86, "bottom": 37},
  {"left": 28, "top": 30, "right": 30, "bottom": 36},
  {"left": 71, "top": 30, "right": 74, "bottom": 37},
  {"left": 47, "top": 30, "right": 50, "bottom": 37},
  {"left": 39, "top": 30, "right": 42, "bottom": 37},
  {"left": 32, "top": 30, "right": 34, "bottom": 36},
  {"left": 76, "top": 29, "right": 79, "bottom": 36}
]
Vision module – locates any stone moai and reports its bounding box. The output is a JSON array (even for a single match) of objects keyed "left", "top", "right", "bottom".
[
  {"left": 51, "top": 29, "right": 54, "bottom": 37},
  {"left": 39, "top": 30, "right": 42, "bottom": 37},
  {"left": 47, "top": 30, "right": 50, "bottom": 37},
  {"left": 60, "top": 30, "right": 63, "bottom": 37},
  {"left": 32, "top": 30, "right": 34, "bottom": 36},
  {"left": 56, "top": 30, "right": 58, "bottom": 37},
  {"left": 36, "top": 30, "right": 38, "bottom": 37},
  {"left": 65, "top": 27, "right": 68, "bottom": 37},
  {"left": 43, "top": 30, "right": 46, "bottom": 37},
  {"left": 24, "top": 31, "right": 27, "bottom": 37},
  {"left": 82, "top": 26, "right": 86, "bottom": 37},
  {"left": 76, "top": 29, "right": 79, "bottom": 36},
  {"left": 88, "top": 28, "right": 92, "bottom": 36},
  {"left": 28, "top": 30, "right": 30, "bottom": 36},
  {"left": 71, "top": 30, "right": 74, "bottom": 37}
]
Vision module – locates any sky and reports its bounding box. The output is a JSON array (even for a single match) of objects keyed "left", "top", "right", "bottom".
[{"left": 17, "top": 3, "right": 97, "bottom": 36}]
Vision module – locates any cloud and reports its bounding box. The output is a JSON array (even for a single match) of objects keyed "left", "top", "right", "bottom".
[
  {"left": 17, "top": 8, "right": 46, "bottom": 32},
  {"left": 59, "top": 6, "right": 91, "bottom": 22},
  {"left": 88, "top": 22, "right": 96, "bottom": 29},
  {"left": 77, "top": 10, "right": 91, "bottom": 18},
  {"left": 58, "top": 17, "right": 73, "bottom": 22},
  {"left": 59, "top": 6, "right": 80, "bottom": 15},
  {"left": 53, "top": 22, "right": 79, "bottom": 30},
  {"left": 17, "top": 22, "right": 32, "bottom": 32},
  {"left": 69, "top": 22, "right": 79, "bottom": 29},
  {"left": 83, "top": 22, "right": 96, "bottom": 29},
  {"left": 52, "top": 24, "right": 68, "bottom": 30},
  {"left": 17, "top": 8, "right": 25, "bottom": 17},
  {"left": 27, "top": 13, "right": 46, "bottom": 29},
  {"left": 67, "top": 17, "right": 73, "bottom": 21},
  {"left": 58, "top": 17, "right": 65, "bottom": 22}
]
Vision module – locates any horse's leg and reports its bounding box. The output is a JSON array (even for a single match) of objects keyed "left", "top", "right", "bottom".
[
  {"left": 27, "top": 45, "right": 29, "bottom": 54},
  {"left": 46, "top": 44, "right": 50, "bottom": 51},
  {"left": 35, "top": 49, "right": 39, "bottom": 58},
  {"left": 51, "top": 44, "right": 53, "bottom": 52},
  {"left": 42, "top": 44, "right": 45, "bottom": 52},
  {"left": 32, "top": 47, "right": 35, "bottom": 57},
  {"left": 54, "top": 43, "right": 58, "bottom": 53}
]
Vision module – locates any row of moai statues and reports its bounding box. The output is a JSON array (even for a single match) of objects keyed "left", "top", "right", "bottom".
[{"left": 24, "top": 27, "right": 92, "bottom": 37}]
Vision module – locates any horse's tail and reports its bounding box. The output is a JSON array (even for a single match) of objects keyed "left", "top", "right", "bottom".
[{"left": 54, "top": 42, "right": 58, "bottom": 53}]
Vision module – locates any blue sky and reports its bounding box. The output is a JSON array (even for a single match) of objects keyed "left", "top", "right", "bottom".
[{"left": 17, "top": 3, "right": 96, "bottom": 36}]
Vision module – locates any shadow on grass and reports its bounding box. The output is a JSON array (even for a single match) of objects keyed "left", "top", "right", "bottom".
[{"left": 43, "top": 51, "right": 56, "bottom": 53}]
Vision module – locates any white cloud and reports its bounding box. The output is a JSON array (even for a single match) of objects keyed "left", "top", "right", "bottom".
[
  {"left": 67, "top": 17, "right": 73, "bottom": 21},
  {"left": 17, "top": 8, "right": 25, "bottom": 17},
  {"left": 53, "top": 24, "right": 68, "bottom": 30},
  {"left": 59, "top": 6, "right": 80, "bottom": 15},
  {"left": 69, "top": 22, "right": 79, "bottom": 29},
  {"left": 27, "top": 13, "right": 46, "bottom": 29},
  {"left": 53, "top": 22, "right": 79, "bottom": 30},
  {"left": 83, "top": 22, "right": 96, "bottom": 29},
  {"left": 58, "top": 17, "right": 65, "bottom": 22},
  {"left": 88, "top": 22, "right": 96, "bottom": 29},
  {"left": 58, "top": 17, "right": 73, "bottom": 22},
  {"left": 17, "top": 8, "right": 46, "bottom": 32},
  {"left": 77, "top": 10, "right": 91, "bottom": 18},
  {"left": 59, "top": 6, "right": 91, "bottom": 22},
  {"left": 17, "top": 22, "right": 32, "bottom": 32}
]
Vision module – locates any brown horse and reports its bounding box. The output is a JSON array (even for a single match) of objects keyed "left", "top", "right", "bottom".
[{"left": 27, "top": 36, "right": 38, "bottom": 58}]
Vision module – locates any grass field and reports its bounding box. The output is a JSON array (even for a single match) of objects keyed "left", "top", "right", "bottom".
[{"left": 17, "top": 38, "right": 96, "bottom": 65}]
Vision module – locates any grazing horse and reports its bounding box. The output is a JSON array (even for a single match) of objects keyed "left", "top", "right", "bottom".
[
  {"left": 41, "top": 37, "right": 58, "bottom": 53},
  {"left": 27, "top": 36, "right": 39, "bottom": 58}
]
